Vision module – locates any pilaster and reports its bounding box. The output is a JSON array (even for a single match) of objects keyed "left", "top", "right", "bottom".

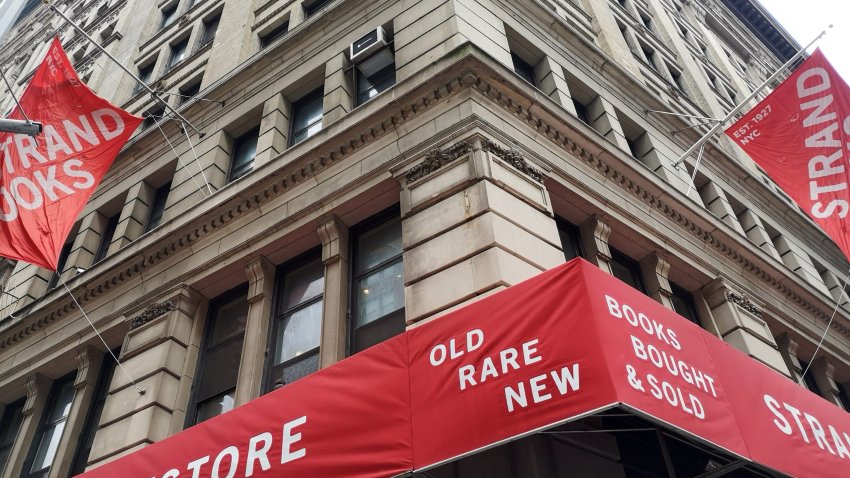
[
  {"left": 322, "top": 52, "right": 353, "bottom": 126},
  {"left": 234, "top": 256, "right": 275, "bottom": 405},
  {"left": 534, "top": 56, "right": 576, "bottom": 114},
  {"left": 3, "top": 373, "right": 50, "bottom": 478},
  {"left": 255, "top": 93, "right": 291, "bottom": 168},
  {"left": 109, "top": 182, "right": 154, "bottom": 254},
  {"left": 317, "top": 215, "right": 349, "bottom": 368},
  {"left": 639, "top": 253, "right": 674, "bottom": 309},
  {"left": 579, "top": 215, "right": 612, "bottom": 274}
]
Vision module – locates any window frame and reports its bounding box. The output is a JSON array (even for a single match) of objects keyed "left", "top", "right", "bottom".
[
  {"left": 23, "top": 373, "right": 77, "bottom": 478},
  {"left": 355, "top": 61, "right": 396, "bottom": 106},
  {"left": 0, "top": 398, "right": 26, "bottom": 476},
  {"left": 304, "top": 0, "right": 332, "bottom": 17},
  {"left": 556, "top": 217, "right": 583, "bottom": 261},
  {"left": 47, "top": 241, "right": 74, "bottom": 290},
  {"left": 670, "top": 283, "right": 701, "bottom": 326},
  {"left": 199, "top": 14, "right": 220, "bottom": 47},
  {"left": 228, "top": 127, "right": 260, "bottom": 182},
  {"left": 159, "top": 4, "right": 178, "bottom": 30},
  {"left": 289, "top": 88, "right": 324, "bottom": 146},
  {"left": 69, "top": 350, "right": 119, "bottom": 476},
  {"left": 259, "top": 21, "right": 290, "bottom": 49},
  {"left": 510, "top": 52, "right": 536, "bottom": 86},
  {"left": 93, "top": 214, "right": 120, "bottom": 264},
  {"left": 134, "top": 62, "right": 156, "bottom": 95},
  {"left": 166, "top": 37, "right": 189, "bottom": 72},
  {"left": 609, "top": 248, "right": 647, "bottom": 294},
  {"left": 144, "top": 182, "right": 171, "bottom": 233}
]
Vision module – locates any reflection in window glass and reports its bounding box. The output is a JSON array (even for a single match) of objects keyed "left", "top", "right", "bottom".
[{"left": 290, "top": 88, "right": 323, "bottom": 146}]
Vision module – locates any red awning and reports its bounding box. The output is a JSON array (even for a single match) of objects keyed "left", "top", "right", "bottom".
[{"left": 76, "top": 259, "right": 850, "bottom": 478}]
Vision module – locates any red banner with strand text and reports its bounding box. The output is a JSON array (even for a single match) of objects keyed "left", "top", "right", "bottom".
[
  {"left": 0, "top": 37, "right": 141, "bottom": 270},
  {"left": 725, "top": 49, "right": 850, "bottom": 259}
]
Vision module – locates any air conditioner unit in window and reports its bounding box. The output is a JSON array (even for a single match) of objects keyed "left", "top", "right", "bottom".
[{"left": 350, "top": 26, "right": 393, "bottom": 76}]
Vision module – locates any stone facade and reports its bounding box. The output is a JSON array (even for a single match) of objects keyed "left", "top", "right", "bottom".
[{"left": 1, "top": 0, "right": 849, "bottom": 475}]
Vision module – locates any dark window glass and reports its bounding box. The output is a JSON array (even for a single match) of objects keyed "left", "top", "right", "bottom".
[
  {"left": 511, "top": 52, "right": 536, "bottom": 85},
  {"left": 573, "top": 99, "right": 590, "bottom": 125},
  {"left": 556, "top": 218, "right": 582, "bottom": 261},
  {"left": 179, "top": 81, "right": 202, "bottom": 105},
  {"left": 70, "top": 351, "right": 118, "bottom": 475},
  {"left": 134, "top": 63, "right": 155, "bottom": 94},
  {"left": 304, "top": 0, "right": 331, "bottom": 17},
  {"left": 836, "top": 384, "right": 850, "bottom": 412},
  {"left": 0, "top": 398, "right": 25, "bottom": 476},
  {"left": 670, "top": 283, "right": 700, "bottom": 326},
  {"left": 188, "top": 288, "right": 248, "bottom": 426},
  {"left": 47, "top": 242, "right": 74, "bottom": 290},
  {"left": 93, "top": 214, "right": 119, "bottom": 263},
  {"left": 166, "top": 38, "right": 189, "bottom": 71},
  {"left": 145, "top": 182, "right": 171, "bottom": 232},
  {"left": 798, "top": 360, "right": 823, "bottom": 397},
  {"left": 356, "top": 62, "right": 396, "bottom": 106},
  {"left": 141, "top": 107, "right": 165, "bottom": 130},
  {"left": 24, "top": 374, "right": 76, "bottom": 478},
  {"left": 626, "top": 136, "right": 641, "bottom": 159},
  {"left": 259, "top": 21, "right": 289, "bottom": 49},
  {"left": 351, "top": 213, "right": 404, "bottom": 354},
  {"left": 610, "top": 249, "right": 646, "bottom": 294},
  {"left": 200, "top": 15, "right": 220, "bottom": 47},
  {"left": 160, "top": 4, "right": 178, "bottom": 29},
  {"left": 265, "top": 254, "right": 324, "bottom": 391},
  {"left": 290, "top": 88, "right": 323, "bottom": 146},
  {"left": 13, "top": 0, "right": 40, "bottom": 25},
  {"left": 228, "top": 127, "right": 259, "bottom": 182}
]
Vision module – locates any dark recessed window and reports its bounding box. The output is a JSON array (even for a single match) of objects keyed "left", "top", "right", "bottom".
[
  {"left": 610, "top": 249, "right": 646, "bottom": 294},
  {"left": 290, "top": 88, "right": 323, "bottom": 146},
  {"left": 166, "top": 38, "right": 189, "bottom": 71},
  {"left": 0, "top": 398, "right": 25, "bottom": 476},
  {"left": 573, "top": 99, "right": 591, "bottom": 125},
  {"left": 200, "top": 15, "right": 220, "bottom": 47},
  {"left": 178, "top": 81, "right": 202, "bottom": 105},
  {"left": 47, "top": 241, "right": 74, "bottom": 290},
  {"left": 69, "top": 351, "right": 118, "bottom": 476},
  {"left": 141, "top": 107, "right": 165, "bottom": 130},
  {"left": 134, "top": 63, "right": 155, "bottom": 94},
  {"left": 836, "top": 384, "right": 850, "bottom": 412},
  {"left": 228, "top": 127, "right": 260, "bottom": 182},
  {"left": 670, "top": 283, "right": 701, "bottom": 326},
  {"left": 798, "top": 360, "right": 823, "bottom": 397},
  {"left": 259, "top": 21, "right": 289, "bottom": 49},
  {"left": 145, "top": 182, "right": 171, "bottom": 232},
  {"left": 511, "top": 52, "right": 536, "bottom": 85},
  {"left": 304, "top": 0, "right": 331, "bottom": 17},
  {"left": 351, "top": 212, "right": 404, "bottom": 354},
  {"left": 265, "top": 253, "right": 324, "bottom": 392},
  {"left": 93, "top": 214, "right": 119, "bottom": 264},
  {"left": 356, "top": 62, "right": 395, "bottom": 106},
  {"left": 557, "top": 218, "right": 582, "bottom": 261},
  {"left": 188, "top": 287, "right": 248, "bottom": 426},
  {"left": 160, "top": 4, "right": 178, "bottom": 30},
  {"left": 24, "top": 374, "right": 76, "bottom": 478}
]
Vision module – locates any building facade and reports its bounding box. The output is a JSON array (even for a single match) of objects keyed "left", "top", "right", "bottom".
[{"left": 0, "top": 0, "right": 848, "bottom": 476}]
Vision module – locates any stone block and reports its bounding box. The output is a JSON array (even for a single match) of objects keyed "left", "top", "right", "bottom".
[{"left": 99, "top": 371, "right": 181, "bottom": 426}]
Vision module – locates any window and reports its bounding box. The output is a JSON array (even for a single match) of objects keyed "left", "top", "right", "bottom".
[
  {"left": 47, "top": 241, "right": 74, "bottom": 290},
  {"left": 178, "top": 81, "right": 201, "bottom": 105},
  {"left": 290, "top": 88, "right": 323, "bottom": 146},
  {"left": 188, "top": 287, "right": 248, "bottom": 426},
  {"left": 351, "top": 212, "right": 404, "bottom": 353},
  {"left": 228, "top": 127, "right": 259, "bottom": 182},
  {"left": 93, "top": 214, "right": 119, "bottom": 263},
  {"left": 798, "top": 360, "right": 823, "bottom": 396},
  {"left": 199, "top": 14, "right": 219, "bottom": 47},
  {"left": 265, "top": 253, "right": 324, "bottom": 391},
  {"left": 355, "top": 57, "right": 396, "bottom": 106},
  {"left": 573, "top": 99, "right": 590, "bottom": 125},
  {"left": 24, "top": 374, "right": 76, "bottom": 478},
  {"left": 836, "top": 384, "right": 850, "bottom": 411},
  {"left": 610, "top": 249, "right": 646, "bottom": 293},
  {"left": 670, "top": 284, "right": 701, "bottom": 326},
  {"left": 69, "top": 352, "right": 118, "bottom": 476},
  {"left": 134, "top": 62, "right": 155, "bottom": 94},
  {"left": 304, "top": 0, "right": 331, "bottom": 17},
  {"left": 141, "top": 106, "right": 165, "bottom": 130},
  {"left": 0, "top": 399, "right": 25, "bottom": 476},
  {"left": 166, "top": 38, "right": 189, "bottom": 71},
  {"left": 259, "top": 21, "right": 289, "bottom": 49},
  {"left": 145, "top": 182, "right": 171, "bottom": 232},
  {"left": 511, "top": 52, "right": 536, "bottom": 85},
  {"left": 556, "top": 218, "right": 582, "bottom": 261},
  {"left": 160, "top": 4, "right": 178, "bottom": 30},
  {"left": 13, "top": 0, "right": 40, "bottom": 26}
]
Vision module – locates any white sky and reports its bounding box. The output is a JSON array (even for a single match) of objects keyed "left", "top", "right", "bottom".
[{"left": 756, "top": 0, "right": 850, "bottom": 82}]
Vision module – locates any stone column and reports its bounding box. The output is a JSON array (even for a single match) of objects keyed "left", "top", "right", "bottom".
[
  {"left": 255, "top": 93, "right": 291, "bottom": 167},
  {"left": 1, "top": 263, "right": 51, "bottom": 315},
  {"left": 639, "top": 253, "right": 674, "bottom": 309},
  {"left": 737, "top": 210, "right": 781, "bottom": 261},
  {"left": 234, "top": 257, "right": 275, "bottom": 405},
  {"left": 67, "top": 211, "right": 108, "bottom": 274},
  {"left": 323, "top": 52, "right": 353, "bottom": 126},
  {"left": 698, "top": 181, "right": 745, "bottom": 235},
  {"left": 772, "top": 235, "right": 830, "bottom": 295},
  {"left": 109, "top": 182, "right": 155, "bottom": 254},
  {"left": 3, "top": 373, "right": 50, "bottom": 478},
  {"left": 317, "top": 215, "right": 349, "bottom": 368},
  {"left": 167, "top": 130, "right": 230, "bottom": 218},
  {"left": 87, "top": 286, "right": 201, "bottom": 467},
  {"left": 579, "top": 215, "right": 612, "bottom": 274},
  {"left": 49, "top": 347, "right": 104, "bottom": 478},
  {"left": 534, "top": 56, "right": 576, "bottom": 114},
  {"left": 587, "top": 96, "right": 631, "bottom": 151},
  {"left": 575, "top": 0, "right": 642, "bottom": 76},
  {"left": 398, "top": 136, "right": 563, "bottom": 324},
  {"left": 703, "top": 278, "right": 790, "bottom": 375}
]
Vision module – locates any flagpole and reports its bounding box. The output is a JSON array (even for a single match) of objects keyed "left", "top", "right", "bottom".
[
  {"left": 43, "top": 0, "right": 205, "bottom": 138},
  {"left": 671, "top": 27, "right": 830, "bottom": 168}
]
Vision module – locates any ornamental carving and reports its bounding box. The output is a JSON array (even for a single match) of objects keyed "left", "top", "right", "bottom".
[
  {"left": 481, "top": 139, "right": 544, "bottom": 183},
  {"left": 726, "top": 292, "right": 763, "bottom": 318},
  {"left": 404, "top": 141, "right": 472, "bottom": 183},
  {"left": 129, "top": 300, "right": 177, "bottom": 330}
]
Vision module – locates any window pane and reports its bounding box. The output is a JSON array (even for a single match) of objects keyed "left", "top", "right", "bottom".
[
  {"left": 670, "top": 284, "right": 700, "bottom": 326},
  {"left": 201, "top": 16, "right": 219, "bottom": 46},
  {"left": 557, "top": 221, "right": 581, "bottom": 261},
  {"left": 30, "top": 421, "right": 67, "bottom": 473},
  {"left": 209, "top": 296, "right": 248, "bottom": 346},
  {"left": 145, "top": 182, "right": 171, "bottom": 232},
  {"left": 356, "top": 217, "right": 402, "bottom": 272},
  {"left": 269, "top": 351, "right": 320, "bottom": 388},
  {"left": 354, "top": 309, "right": 405, "bottom": 353},
  {"left": 198, "top": 339, "right": 243, "bottom": 400},
  {"left": 195, "top": 389, "right": 235, "bottom": 424},
  {"left": 610, "top": 251, "right": 645, "bottom": 293},
  {"left": 291, "top": 90, "right": 323, "bottom": 145},
  {"left": 276, "top": 300, "right": 322, "bottom": 365},
  {"left": 357, "top": 261, "right": 404, "bottom": 326},
  {"left": 230, "top": 128, "right": 259, "bottom": 181},
  {"left": 281, "top": 260, "right": 324, "bottom": 311},
  {"left": 47, "top": 381, "right": 75, "bottom": 423},
  {"left": 356, "top": 63, "right": 395, "bottom": 105}
]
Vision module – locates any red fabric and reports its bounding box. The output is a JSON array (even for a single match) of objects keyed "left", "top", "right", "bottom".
[
  {"left": 74, "top": 259, "right": 850, "bottom": 477},
  {"left": 725, "top": 49, "right": 850, "bottom": 259},
  {"left": 0, "top": 37, "right": 141, "bottom": 270}
]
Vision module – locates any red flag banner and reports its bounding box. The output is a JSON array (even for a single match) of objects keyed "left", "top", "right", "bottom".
[
  {"left": 725, "top": 48, "right": 850, "bottom": 258},
  {"left": 0, "top": 37, "right": 141, "bottom": 270}
]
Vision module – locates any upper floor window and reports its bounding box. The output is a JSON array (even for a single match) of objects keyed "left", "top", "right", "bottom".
[
  {"left": 670, "top": 283, "right": 700, "bottom": 326},
  {"left": 179, "top": 80, "right": 202, "bottom": 105},
  {"left": 69, "top": 352, "right": 118, "bottom": 476},
  {"left": 228, "top": 127, "right": 259, "bottom": 182},
  {"left": 93, "top": 214, "right": 119, "bottom": 264},
  {"left": 556, "top": 218, "right": 582, "bottom": 261},
  {"left": 166, "top": 38, "right": 189, "bottom": 71},
  {"left": 798, "top": 360, "right": 823, "bottom": 397},
  {"left": 259, "top": 21, "right": 289, "bottom": 49},
  {"left": 24, "top": 374, "right": 76, "bottom": 478},
  {"left": 145, "top": 182, "right": 171, "bottom": 232},
  {"left": 188, "top": 287, "right": 248, "bottom": 425},
  {"left": 304, "top": 0, "right": 332, "bottom": 17},
  {"left": 290, "top": 88, "right": 323, "bottom": 146},
  {"left": 610, "top": 249, "right": 646, "bottom": 294},
  {"left": 199, "top": 14, "right": 220, "bottom": 47},
  {"left": 573, "top": 99, "right": 591, "bottom": 125},
  {"left": 355, "top": 51, "right": 396, "bottom": 106},
  {"left": 0, "top": 398, "right": 25, "bottom": 476},
  {"left": 134, "top": 62, "right": 156, "bottom": 95},
  {"left": 47, "top": 241, "right": 74, "bottom": 290},
  {"left": 265, "top": 254, "right": 324, "bottom": 391},
  {"left": 160, "top": 4, "right": 178, "bottom": 30},
  {"left": 511, "top": 52, "right": 536, "bottom": 85},
  {"left": 351, "top": 213, "right": 404, "bottom": 354}
]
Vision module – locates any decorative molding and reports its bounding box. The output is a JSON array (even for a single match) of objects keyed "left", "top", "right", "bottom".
[
  {"left": 128, "top": 300, "right": 177, "bottom": 330},
  {"left": 245, "top": 257, "right": 275, "bottom": 304},
  {"left": 23, "top": 372, "right": 46, "bottom": 416},
  {"left": 404, "top": 140, "right": 472, "bottom": 183},
  {"left": 726, "top": 291, "right": 763, "bottom": 318},
  {"left": 481, "top": 139, "right": 544, "bottom": 183}
]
